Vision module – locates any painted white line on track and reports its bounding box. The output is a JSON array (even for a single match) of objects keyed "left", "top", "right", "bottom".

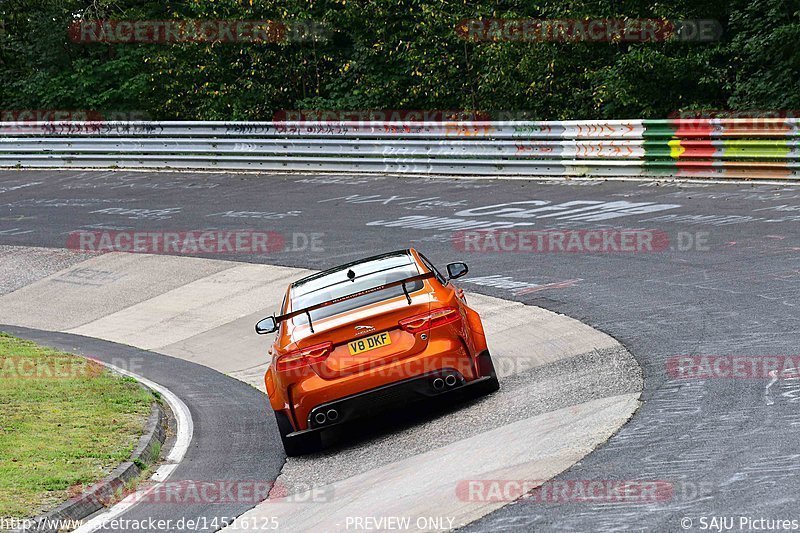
[{"left": 73, "top": 362, "right": 194, "bottom": 533}]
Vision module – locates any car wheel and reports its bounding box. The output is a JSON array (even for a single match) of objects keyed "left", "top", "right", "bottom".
[{"left": 274, "top": 411, "right": 322, "bottom": 456}]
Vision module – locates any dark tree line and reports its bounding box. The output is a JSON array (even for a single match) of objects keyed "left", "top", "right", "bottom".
[{"left": 1, "top": 0, "right": 798, "bottom": 120}]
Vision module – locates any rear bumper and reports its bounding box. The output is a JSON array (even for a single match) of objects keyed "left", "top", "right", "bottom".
[
  {"left": 286, "top": 368, "right": 494, "bottom": 438},
  {"left": 281, "top": 338, "right": 478, "bottom": 430}
]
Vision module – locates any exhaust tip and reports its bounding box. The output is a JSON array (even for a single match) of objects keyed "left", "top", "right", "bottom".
[
  {"left": 432, "top": 377, "right": 445, "bottom": 390},
  {"left": 444, "top": 374, "right": 457, "bottom": 387},
  {"left": 314, "top": 412, "right": 327, "bottom": 425},
  {"left": 326, "top": 409, "right": 339, "bottom": 422}
]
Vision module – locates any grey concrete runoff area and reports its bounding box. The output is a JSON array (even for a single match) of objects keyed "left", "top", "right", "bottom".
[
  {"left": 0, "top": 170, "right": 798, "bottom": 532},
  {"left": 0, "top": 246, "right": 641, "bottom": 532}
]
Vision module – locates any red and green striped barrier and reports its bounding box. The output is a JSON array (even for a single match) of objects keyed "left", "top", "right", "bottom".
[{"left": 639, "top": 119, "right": 799, "bottom": 179}]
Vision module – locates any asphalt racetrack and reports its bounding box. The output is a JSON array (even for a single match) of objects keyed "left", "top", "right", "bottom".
[{"left": 1, "top": 170, "right": 799, "bottom": 532}]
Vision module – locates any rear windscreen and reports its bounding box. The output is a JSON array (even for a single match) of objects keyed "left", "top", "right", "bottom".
[{"left": 291, "top": 263, "right": 423, "bottom": 325}]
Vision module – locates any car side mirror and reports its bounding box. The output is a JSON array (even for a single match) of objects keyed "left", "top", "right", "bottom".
[
  {"left": 446, "top": 262, "right": 468, "bottom": 280},
  {"left": 255, "top": 316, "right": 279, "bottom": 334}
]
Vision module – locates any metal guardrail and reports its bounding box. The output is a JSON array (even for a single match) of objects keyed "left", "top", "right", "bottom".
[{"left": 0, "top": 119, "right": 798, "bottom": 179}]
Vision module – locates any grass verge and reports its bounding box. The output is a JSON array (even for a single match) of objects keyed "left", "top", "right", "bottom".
[{"left": 0, "top": 333, "right": 154, "bottom": 518}]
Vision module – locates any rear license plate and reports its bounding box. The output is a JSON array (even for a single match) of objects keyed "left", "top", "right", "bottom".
[{"left": 348, "top": 332, "right": 392, "bottom": 355}]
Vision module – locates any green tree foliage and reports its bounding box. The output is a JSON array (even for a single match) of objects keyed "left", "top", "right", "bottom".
[
  {"left": 0, "top": 0, "right": 797, "bottom": 119},
  {"left": 724, "top": 0, "right": 800, "bottom": 110}
]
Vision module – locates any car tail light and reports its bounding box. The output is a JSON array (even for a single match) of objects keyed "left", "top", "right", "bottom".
[
  {"left": 275, "top": 342, "right": 333, "bottom": 372},
  {"left": 399, "top": 307, "right": 461, "bottom": 333}
]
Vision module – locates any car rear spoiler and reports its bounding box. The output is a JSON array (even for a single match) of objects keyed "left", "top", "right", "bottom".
[{"left": 275, "top": 271, "right": 435, "bottom": 333}]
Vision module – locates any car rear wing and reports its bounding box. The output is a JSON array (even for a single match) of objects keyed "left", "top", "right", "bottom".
[{"left": 275, "top": 271, "right": 435, "bottom": 333}]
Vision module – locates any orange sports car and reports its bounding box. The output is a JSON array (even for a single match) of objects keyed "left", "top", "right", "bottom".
[{"left": 256, "top": 249, "right": 499, "bottom": 455}]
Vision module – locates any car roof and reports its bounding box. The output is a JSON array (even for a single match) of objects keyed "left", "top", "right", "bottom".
[{"left": 290, "top": 250, "right": 417, "bottom": 298}]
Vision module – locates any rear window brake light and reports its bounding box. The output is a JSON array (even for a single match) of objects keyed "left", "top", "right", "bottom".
[{"left": 398, "top": 307, "right": 461, "bottom": 333}]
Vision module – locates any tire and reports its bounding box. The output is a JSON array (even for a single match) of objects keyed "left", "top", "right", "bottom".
[
  {"left": 475, "top": 352, "right": 500, "bottom": 394},
  {"left": 274, "top": 411, "right": 322, "bottom": 456}
]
